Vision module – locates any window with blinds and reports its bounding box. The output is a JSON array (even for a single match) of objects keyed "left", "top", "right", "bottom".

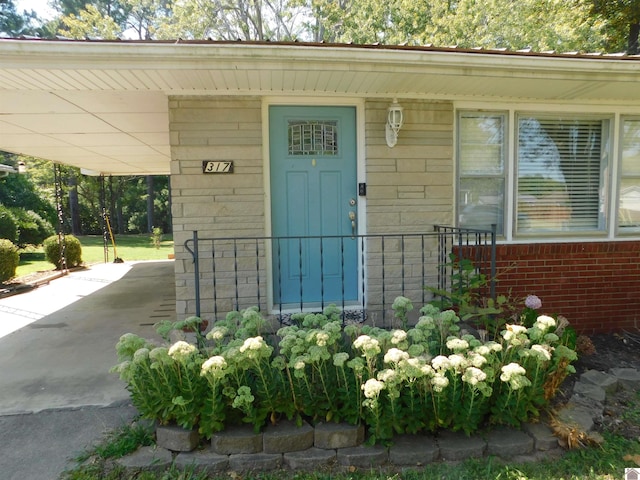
[
  {"left": 457, "top": 112, "right": 506, "bottom": 235},
  {"left": 516, "top": 115, "right": 609, "bottom": 234},
  {"left": 619, "top": 118, "right": 640, "bottom": 231}
]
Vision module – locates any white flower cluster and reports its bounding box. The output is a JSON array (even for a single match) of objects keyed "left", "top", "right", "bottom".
[
  {"left": 362, "top": 378, "right": 385, "bottom": 398},
  {"left": 201, "top": 355, "right": 227, "bottom": 378},
  {"left": 391, "top": 329, "right": 407, "bottom": 345},
  {"left": 446, "top": 337, "right": 469, "bottom": 352},
  {"left": 384, "top": 347, "right": 409, "bottom": 364},
  {"left": 500, "top": 362, "right": 531, "bottom": 390},
  {"left": 206, "top": 326, "right": 228, "bottom": 341},
  {"left": 529, "top": 344, "right": 552, "bottom": 362},
  {"left": 462, "top": 366, "right": 487, "bottom": 386},
  {"left": 533, "top": 315, "right": 556, "bottom": 332},
  {"left": 168, "top": 340, "right": 196, "bottom": 360},
  {"left": 502, "top": 325, "right": 529, "bottom": 346},
  {"left": 240, "top": 336, "right": 265, "bottom": 353},
  {"left": 353, "top": 335, "right": 381, "bottom": 356},
  {"left": 315, "top": 331, "right": 330, "bottom": 347},
  {"left": 431, "top": 355, "right": 451, "bottom": 371},
  {"left": 431, "top": 373, "right": 449, "bottom": 392}
]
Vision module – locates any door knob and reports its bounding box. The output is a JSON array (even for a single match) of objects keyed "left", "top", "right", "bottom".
[{"left": 349, "top": 211, "right": 356, "bottom": 238}]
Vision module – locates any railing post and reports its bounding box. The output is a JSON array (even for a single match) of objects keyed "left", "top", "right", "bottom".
[
  {"left": 192, "top": 230, "right": 201, "bottom": 318},
  {"left": 490, "top": 224, "right": 497, "bottom": 302}
]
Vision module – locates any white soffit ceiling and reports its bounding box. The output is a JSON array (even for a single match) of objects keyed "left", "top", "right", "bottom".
[{"left": 0, "top": 40, "right": 639, "bottom": 175}]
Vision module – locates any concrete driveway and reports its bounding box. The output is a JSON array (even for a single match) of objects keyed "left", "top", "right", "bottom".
[{"left": 0, "top": 260, "right": 176, "bottom": 479}]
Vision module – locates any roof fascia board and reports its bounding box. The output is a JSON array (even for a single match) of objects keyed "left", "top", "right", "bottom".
[{"left": 1, "top": 40, "right": 639, "bottom": 81}]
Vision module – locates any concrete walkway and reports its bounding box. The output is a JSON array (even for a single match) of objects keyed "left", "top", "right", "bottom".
[{"left": 0, "top": 260, "right": 176, "bottom": 479}]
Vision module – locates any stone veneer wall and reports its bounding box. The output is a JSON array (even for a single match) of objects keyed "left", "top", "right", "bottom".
[
  {"left": 169, "top": 97, "right": 455, "bottom": 322},
  {"left": 363, "top": 100, "right": 454, "bottom": 323},
  {"left": 170, "top": 96, "right": 265, "bottom": 319}
]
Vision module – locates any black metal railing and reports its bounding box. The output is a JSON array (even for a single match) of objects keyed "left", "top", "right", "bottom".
[{"left": 184, "top": 225, "right": 496, "bottom": 326}]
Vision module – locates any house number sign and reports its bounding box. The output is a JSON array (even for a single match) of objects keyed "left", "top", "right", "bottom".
[{"left": 202, "top": 161, "right": 234, "bottom": 174}]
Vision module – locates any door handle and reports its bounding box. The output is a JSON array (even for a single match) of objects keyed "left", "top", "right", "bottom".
[{"left": 349, "top": 211, "right": 356, "bottom": 238}]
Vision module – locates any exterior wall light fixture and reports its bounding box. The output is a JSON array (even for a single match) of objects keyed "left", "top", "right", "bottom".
[{"left": 385, "top": 98, "right": 404, "bottom": 148}]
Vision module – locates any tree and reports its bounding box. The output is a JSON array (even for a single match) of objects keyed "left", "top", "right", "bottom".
[
  {"left": 590, "top": 0, "right": 640, "bottom": 54},
  {"left": 0, "top": 0, "right": 43, "bottom": 36}
]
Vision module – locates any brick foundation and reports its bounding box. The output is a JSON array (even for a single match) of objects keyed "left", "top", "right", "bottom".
[{"left": 492, "top": 241, "right": 640, "bottom": 334}]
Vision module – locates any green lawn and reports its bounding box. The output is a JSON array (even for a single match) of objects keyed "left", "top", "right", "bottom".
[{"left": 15, "top": 234, "right": 175, "bottom": 278}]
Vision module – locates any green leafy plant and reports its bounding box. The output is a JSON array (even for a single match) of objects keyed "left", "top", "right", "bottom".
[
  {"left": 0, "top": 238, "right": 20, "bottom": 283},
  {"left": 150, "top": 226, "right": 163, "bottom": 249},
  {"left": 0, "top": 205, "right": 19, "bottom": 244},
  {"left": 113, "top": 301, "right": 578, "bottom": 445},
  {"left": 43, "top": 234, "right": 83, "bottom": 269}
]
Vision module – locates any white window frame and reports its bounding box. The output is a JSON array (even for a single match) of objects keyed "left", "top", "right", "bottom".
[
  {"left": 617, "top": 116, "right": 640, "bottom": 235},
  {"left": 456, "top": 106, "right": 616, "bottom": 241}
]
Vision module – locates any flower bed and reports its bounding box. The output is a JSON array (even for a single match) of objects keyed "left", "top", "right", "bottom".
[{"left": 111, "top": 299, "right": 577, "bottom": 444}]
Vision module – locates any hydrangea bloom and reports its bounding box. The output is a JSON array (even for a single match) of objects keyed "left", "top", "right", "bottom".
[
  {"left": 525, "top": 294, "right": 542, "bottom": 310},
  {"left": 377, "top": 368, "right": 397, "bottom": 382}
]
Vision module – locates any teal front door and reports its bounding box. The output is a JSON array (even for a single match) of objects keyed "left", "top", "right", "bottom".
[{"left": 269, "top": 105, "right": 358, "bottom": 307}]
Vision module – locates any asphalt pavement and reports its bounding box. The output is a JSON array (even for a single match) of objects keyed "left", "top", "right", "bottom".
[{"left": 0, "top": 260, "right": 176, "bottom": 479}]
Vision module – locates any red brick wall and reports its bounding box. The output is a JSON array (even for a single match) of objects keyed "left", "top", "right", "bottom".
[{"left": 492, "top": 242, "right": 640, "bottom": 334}]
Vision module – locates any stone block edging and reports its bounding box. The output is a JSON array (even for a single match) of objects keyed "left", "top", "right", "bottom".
[{"left": 114, "top": 367, "right": 639, "bottom": 475}]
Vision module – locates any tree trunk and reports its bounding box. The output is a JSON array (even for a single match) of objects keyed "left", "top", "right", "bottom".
[
  {"left": 146, "top": 175, "right": 155, "bottom": 233},
  {"left": 628, "top": 22, "right": 639, "bottom": 55}
]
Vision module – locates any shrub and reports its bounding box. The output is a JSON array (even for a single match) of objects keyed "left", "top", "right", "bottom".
[
  {"left": 9, "top": 208, "right": 55, "bottom": 247},
  {"left": 0, "top": 205, "right": 19, "bottom": 243},
  {"left": 43, "top": 234, "right": 83, "bottom": 269},
  {"left": 0, "top": 239, "right": 20, "bottom": 283}
]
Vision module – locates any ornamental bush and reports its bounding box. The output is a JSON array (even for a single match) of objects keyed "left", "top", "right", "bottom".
[
  {"left": 112, "top": 298, "right": 578, "bottom": 444},
  {"left": 43, "top": 234, "right": 83, "bottom": 269},
  {"left": 0, "top": 205, "right": 18, "bottom": 244},
  {"left": 0, "top": 238, "right": 20, "bottom": 283}
]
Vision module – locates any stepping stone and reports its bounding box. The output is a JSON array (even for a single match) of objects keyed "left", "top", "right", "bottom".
[
  {"left": 580, "top": 370, "right": 618, "bottom": 395},
  {"left": 573, "top": 381, "right": 606, "bottom": 403},
  {"left": 174, "top": 449, "right": 229, "bottom": 474},
  {"left": 212, "top": 425, "right": 263, "bottom": 454},
  {"left": 284, "top": 447, "right": 336, "bottom": 470},
  {"left": 115, "top": 446, "right": 172, "bottom": 473},
  {"left": 263, "top": 419, "right": 313, "bottom": 453},
  {"left": 336, "top": 444, "right": 388, "bottom": 468},
  {"left": 314, "top": 422, "right": 365, "bottom": 449},
  {"left": 388, "top": 434, "right": 439, "bottom": 465},
  {"left": 485, "top": 427, "right": 534, "bottom": 457},
  {"left": 609, "top": 368, "right": 640, "bottom": 390},
  {"left": 437, "top": 430, "right": 486, "bottom": 461},
  {"left": 557, "top": 403, "right": 595, "bottom": 432}
]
